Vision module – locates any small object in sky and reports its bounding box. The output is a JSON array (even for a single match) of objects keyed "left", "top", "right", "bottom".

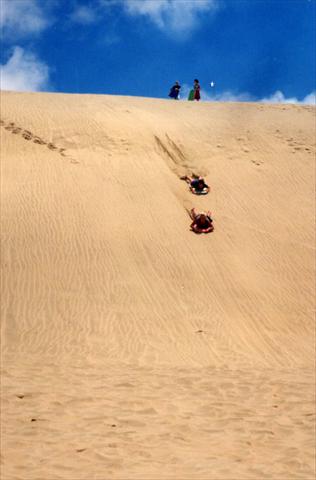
[{"left": 210, "top": 81, "right": 215, "bottom": 87}]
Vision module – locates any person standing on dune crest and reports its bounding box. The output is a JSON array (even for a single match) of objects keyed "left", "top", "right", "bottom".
[{"left": 168, "top": 81, "right": 181, "bottom": 100}]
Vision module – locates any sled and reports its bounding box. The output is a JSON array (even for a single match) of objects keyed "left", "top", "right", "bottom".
[{"left": 188, "top": 89, "right": 195, "bottom": 101}]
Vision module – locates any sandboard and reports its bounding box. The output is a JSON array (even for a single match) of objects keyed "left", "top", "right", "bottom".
[{"left": 191, "top": 187, "right": 209, "bottom": 195}]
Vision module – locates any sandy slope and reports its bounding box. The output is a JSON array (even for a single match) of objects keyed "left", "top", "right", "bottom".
[{"left": 1, "top": 91, "right": 315, "bottom": 479}]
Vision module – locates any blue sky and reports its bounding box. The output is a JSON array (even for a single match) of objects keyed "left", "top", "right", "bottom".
[{"left": 0, "top": 0, "right": 315, "bottom": 103}]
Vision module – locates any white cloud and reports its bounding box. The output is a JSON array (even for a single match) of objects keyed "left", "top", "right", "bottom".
[
  {"left": 100, "top": 0, "right": 218, "bottom": 34},
  {"left": 178, "top": 86, "right": 315, "bottom": 104},
  {"left": 0, "top": 0, "right": 50, "bottom": 39},
  {"left": 260, "top": 90, "right": 316, "bottom": 105},
  {"left": 260, "top": 90, "right": 299, "bottom": 104},
  {"left": 213, "top": 90, "right": 316, "bottom": 104},
  {"left": 302, "top": 91, "right": 316, "bottom": 105},
  {"left": 123, "top": 0, "right": 173, "bottom": 28},
  {"left": 0, "top": 46, "right": 49, "bottom": 92},
  {"left": 126, "top": 0, "right": 217, "bottom": 33},
  {"left": 70, "top": 5, "right": 99, "bottom": 25}
]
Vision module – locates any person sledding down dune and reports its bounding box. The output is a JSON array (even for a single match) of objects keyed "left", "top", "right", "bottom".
[
  {"left": 190, "top": 208, "right": 214, "bottom": 234},
  {"left": 181, "top": 174, "right": 210, "bottom": 195}
]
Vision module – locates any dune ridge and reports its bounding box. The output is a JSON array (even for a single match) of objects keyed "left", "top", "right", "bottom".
[{"left": 1, "top": 91, "right": 315, "bottom": 479}]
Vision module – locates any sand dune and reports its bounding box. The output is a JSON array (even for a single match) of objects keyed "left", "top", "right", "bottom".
[{"left": 1, "top": 91, "right": 315, "bottom": 479}]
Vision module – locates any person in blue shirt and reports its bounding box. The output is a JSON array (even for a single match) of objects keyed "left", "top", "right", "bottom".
[{"left": 181, "top": 174, "right": 210, "bottom": 194}]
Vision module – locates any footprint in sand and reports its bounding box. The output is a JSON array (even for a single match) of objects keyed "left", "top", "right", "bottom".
[
  {"left": 47, "top": 143, "right": 58, "bottom": 151},
  {"left": 1, "top": 119, "right": 73, "bottom": 160},
  {"left": 22, "top": 132, "right": 32, "bottom": 140},
  {"left": 33, "top": 137, "right": 46, "bottom": 145},
  {"left": 12, "top": 127, "right": 22, "bottom": 134},
  {"left": 4, "top": 122, "right": 15, "bottom": 130}
]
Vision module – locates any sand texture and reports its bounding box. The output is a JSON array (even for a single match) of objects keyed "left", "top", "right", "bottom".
[{"left": 1, "top": 91, "right": 315, "bottom": 479}]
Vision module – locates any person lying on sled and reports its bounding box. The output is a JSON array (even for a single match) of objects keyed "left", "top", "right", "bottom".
[
  {"left": 190, "top": 208, "right": 214, "bottom": 234},
  {"left": 181, "top": 175, "right": 210, "bottom": 194}
]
